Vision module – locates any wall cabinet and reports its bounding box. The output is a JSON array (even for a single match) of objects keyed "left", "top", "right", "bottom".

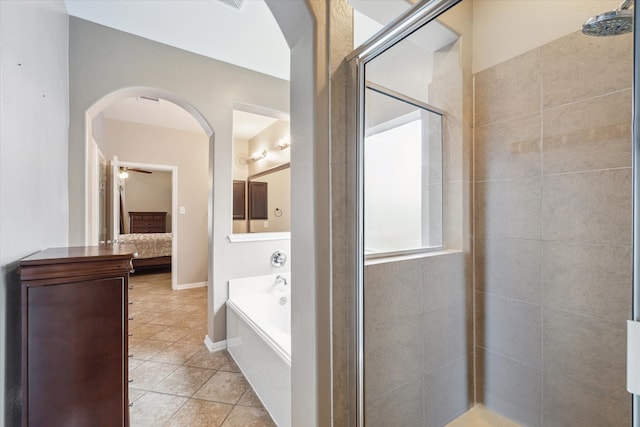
[{"left": 18, "top": 245, "right": 135, "bottom": 427}]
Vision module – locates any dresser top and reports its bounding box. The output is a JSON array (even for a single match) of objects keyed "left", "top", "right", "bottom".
[{"left": 20, "top": 245, "right": 137, "bottom": 267}]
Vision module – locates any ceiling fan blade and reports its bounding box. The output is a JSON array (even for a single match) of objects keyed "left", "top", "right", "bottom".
[{"left": 128, "top": 168, "right": 152, "bottom": 174}]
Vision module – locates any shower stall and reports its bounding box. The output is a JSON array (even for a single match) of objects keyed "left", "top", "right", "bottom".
[{"left": 348, "top": 0, "right": 636, "bottom": 425}]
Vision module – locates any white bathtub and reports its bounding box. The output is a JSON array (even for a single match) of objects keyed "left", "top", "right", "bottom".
[{"left": 226, "top": 273, "right": 291, "bottom": 427}]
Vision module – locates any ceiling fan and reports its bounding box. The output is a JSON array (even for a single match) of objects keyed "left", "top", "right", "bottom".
[{"left": 119, "top": 167, "right": 152, "bottom": 179}]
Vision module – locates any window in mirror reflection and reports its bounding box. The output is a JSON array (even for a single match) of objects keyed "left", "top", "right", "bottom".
[
  {"left": 364, "top": 86, "right": 443, "bottom": 256},
  {"left": 232, "top": 109, "right": 290, "bottom": 234}
]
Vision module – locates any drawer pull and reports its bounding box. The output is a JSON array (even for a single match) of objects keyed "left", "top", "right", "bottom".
[
  {"left": 128, "top": 316, "right": 134, "bottom": 321},
  {"left": 129, "top": 402, "right": 134, "bottom": 407},
  {"left": 128, "top": 379, "right": 133, "bottom": 383},
  {"left": 128, "top": 286, "right": 134, "bottom": 290},
  {"left": 128, "top": 354, "right": 134, "bottom": 358},
  {"left": 128, "top": 301, "right": 134, "bottom": 305},
  {"left": 128, "top": 333, "right": 133, "bottom": 337}
]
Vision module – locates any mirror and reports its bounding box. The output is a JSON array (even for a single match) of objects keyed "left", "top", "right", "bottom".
[{"left": 232, "top": 109, "right": 290, "bottom": 233}]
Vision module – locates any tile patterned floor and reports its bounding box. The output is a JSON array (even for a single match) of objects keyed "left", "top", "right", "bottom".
[{"left": 127, "top": 271, "right": 276, "bottom": 426}]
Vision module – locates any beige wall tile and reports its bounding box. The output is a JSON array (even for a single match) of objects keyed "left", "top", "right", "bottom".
[
  {"left": 542, "top": 31, "right": 632, "bottom": 109},
  {"left": 472, "top": 27, "right": 632, "bottom": 427},
  {"left": 424, "top": 355, "right": 474, "bottom": 426},
  {"left": 476, "top": 292, "right": 542, "bottom": 368},
  {"left": 542, "top": 241, "right": 631, "bottom": 322},
  {"left": 475, "top": 114, "right": 541, "bottom": 182},
  {"left": 422, "top": 252, "right": 469, "bottom": 313},
  {"left": 364, "top": 258, "right": 423, "bottom": 326},
  {"left": 475, "top": 177, "right": 542, "bottom": 240},
  {"left": 445, "top": 180, "right": 473, "bottom": 249},
  {"left": 364, "top": 317, "right": 424, "bottom": 402},
  {"left": 541, "top": 168, "right": 631, "bottom": 245},
  {"left": 423, "top": 303, "right": 472, "bottom": 374},
  {"left": 445, "top": 123, "right": 473, "bottom": 184},
  {"left": 543, "top": 89, "right": 631, "bottom": 174},
  {"left": 476, "top": 349, "right": 542, "bottom": 427},
  {"left": 445, "top": 123, "right": 464, "bottom": 182},
  {"left": 542, "top": 371, "right": 630, "bottom": 427},
  {"left": 430, "top": 39, "right": 464, "bottom": 127},
  {"left": 543, "top": 308, "right": 626, "bottom": 396},
  {"left": 475, "top": 237, "right": 542, "bottom": 304},
  {"left": 332, "top": 329, "right": 349, "bottom": 424},
  {"left": 365, "top": 379, "right": 424, "bottom": 427},
  {"left": 475, "top": 49, "right": 541, "bottom": 126}
]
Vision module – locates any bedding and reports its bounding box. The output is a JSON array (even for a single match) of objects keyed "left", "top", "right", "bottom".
[
  {"left": 118, "top": 232, "right": 172, "bottom": 259},
  {"left": 117, "top": 233, "right": 172, "bottom": 271}
]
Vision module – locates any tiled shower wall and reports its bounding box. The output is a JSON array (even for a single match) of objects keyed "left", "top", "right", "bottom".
[
  {"left": 363, "top": 31, "right": 475, "bottom": 425},
  {"left": 364, "top": 253, "right": 472, "bottom": 426},
  {"left": 474, "top": 30, "right": 632, "bottom": 426}
]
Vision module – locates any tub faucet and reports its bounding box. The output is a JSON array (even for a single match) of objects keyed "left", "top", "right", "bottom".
[{"left": 275, "top": 275, "right": 288, "bottom": 286}]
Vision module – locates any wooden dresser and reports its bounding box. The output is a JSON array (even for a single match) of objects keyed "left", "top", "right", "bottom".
[
  {"left": 129, "top": 211, "right": 167, "bottom": 234},
  {"left": 18, "top": 245, "right": 136, "bottom": 427}
]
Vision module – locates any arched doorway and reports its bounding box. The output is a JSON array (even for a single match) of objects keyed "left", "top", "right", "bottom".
[
  {"left": 70, "top": 3, "right": 324, "bottom": 424},
  {"left": 84, "top": 87, "right": 214, "bottom": 293}
]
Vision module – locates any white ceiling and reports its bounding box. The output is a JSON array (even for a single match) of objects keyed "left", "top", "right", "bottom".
[
  {"left": 102, "top": 96, "right": 204, "bottom": 133},
  {"left": 64, "top": 0, "right": 290, "bottom": 80},
  {"left": 233, "top": 110, "right": 279, "bottom": 141}
]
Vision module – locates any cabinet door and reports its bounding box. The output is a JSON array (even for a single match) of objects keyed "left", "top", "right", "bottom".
[
  {"left": 249, "top": 181, "right": 268, "bottom": 220},
  {"left": 27, "top": 277, "right": 125, "bottom": 426},
  {"left": 233, "top": 180, "right": 246, "bottom": 220}
]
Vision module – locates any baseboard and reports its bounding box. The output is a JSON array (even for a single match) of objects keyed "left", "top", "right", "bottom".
[
  {"left": 204, "top": 335, "right": 227, "bottom": 352},
  {"left": 176, "top": 281, "right": 207, "bottom": 290}
]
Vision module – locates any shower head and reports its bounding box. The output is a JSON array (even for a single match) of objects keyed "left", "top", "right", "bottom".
[{"left": 582, "top": 0, "right": 634, "bottom": 37}]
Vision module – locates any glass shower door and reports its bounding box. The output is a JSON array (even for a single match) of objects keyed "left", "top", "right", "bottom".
[{"left": 350, "top": 0, "right": 635, "bottom": 425}]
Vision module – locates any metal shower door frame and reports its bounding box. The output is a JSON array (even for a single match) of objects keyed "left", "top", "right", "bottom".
[
  {"left": 632, "top": 5, "right": 640, "bottom": 427},
  {"left": 346, "top": 0, "right": 462, "bottom": 425}
]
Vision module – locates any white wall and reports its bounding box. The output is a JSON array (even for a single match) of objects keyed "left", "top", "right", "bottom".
[
  {"left": 473, "top": 0, "right": 620, "bottom": 72},
  {"left": 249, "top": 168, "right": 291, "bottom": 233},
  {"left": 232, "top": 138, "right": 249, "bottom": 233},
  {"left": 105, "top": 119, "right": 208, "bottom": 285},
  {"left": 247, "top": 119, "right": 291, "bottom": 176},
  {"left": 0, "top": 1, "right": 69, "bottom": 424}
]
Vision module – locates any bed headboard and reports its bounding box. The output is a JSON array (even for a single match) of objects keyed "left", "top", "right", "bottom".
[{"left": 129, "top": 212, "right": 167, "bottom": 233}]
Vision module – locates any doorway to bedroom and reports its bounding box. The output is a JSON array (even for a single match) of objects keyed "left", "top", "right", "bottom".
[
  {"left": 113, "top": 160, "right": 178, "bottom": 289},
  {"left": 87, "top": 95, "right": 210, "bottom": 292}
]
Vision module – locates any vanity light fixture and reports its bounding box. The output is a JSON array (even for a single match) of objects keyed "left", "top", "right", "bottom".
[
  {"left": 275, "top": 138, "right": 291, "bottom": 150},
  {"left": 247, "top": 149, "right": 267, "bottom": 163}
]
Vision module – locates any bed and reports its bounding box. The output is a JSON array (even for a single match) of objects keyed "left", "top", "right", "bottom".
[{"left": 118, "top": 211, "right": 172, "bottom": 271}]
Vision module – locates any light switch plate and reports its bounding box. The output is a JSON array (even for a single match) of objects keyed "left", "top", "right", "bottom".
[{"left": 179, "top": 207, "right": 186, "bottom": 214}]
